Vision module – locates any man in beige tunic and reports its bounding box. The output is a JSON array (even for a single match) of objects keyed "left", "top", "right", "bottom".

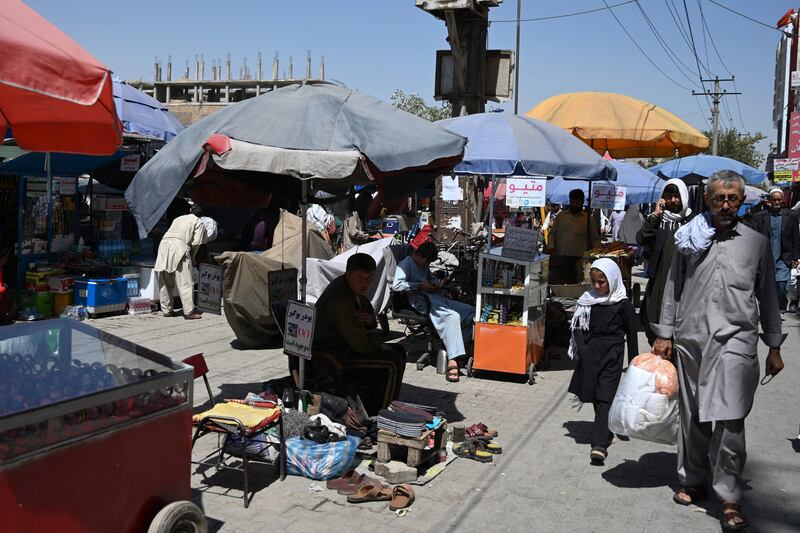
[
  {"left": 652, "top": 171, "right": 785, "bottom": 530},
  {"left": 154, "top": 204, "right": 207, "bottom": 319}
]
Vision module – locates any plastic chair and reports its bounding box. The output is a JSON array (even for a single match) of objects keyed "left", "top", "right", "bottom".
[{"left": 182, "top": 353, "right": 215, "bottom": 405}]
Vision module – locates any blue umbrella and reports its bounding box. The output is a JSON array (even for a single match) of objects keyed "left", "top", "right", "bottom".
[
  {"left": 648, "top": 154, "right": 766, "bottom": 185},
  {"left": 437, "top": 111, "right": 616, "bottom": 181},
  {"left": 112, "top": 79, "right": 184, "bottom": 141},
  {"left": 547, "top": 160, "right": 662, "bottom": 205}
]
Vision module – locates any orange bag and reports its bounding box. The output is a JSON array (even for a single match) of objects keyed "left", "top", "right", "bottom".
[{"left": 631, "top": 352, "right": 678, "bottom": 397}]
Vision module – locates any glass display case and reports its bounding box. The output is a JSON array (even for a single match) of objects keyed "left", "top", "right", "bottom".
[
  {"left": 0, "top": 318, "right": 193, "bottom": 464},
  {"left": 471, "top": 250, "right": 549, "bottom": 384}
]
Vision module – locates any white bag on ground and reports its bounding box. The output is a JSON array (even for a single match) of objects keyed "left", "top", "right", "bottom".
[{"left": 609, "top": 361, "right": 678, "bottom": 445}]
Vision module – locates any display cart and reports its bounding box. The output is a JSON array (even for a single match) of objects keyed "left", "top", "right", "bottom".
[
  {"left": 468, "top": 249, "right": 549, "bottom": 384},
  {"left": 0, "top": 319, "right": 207, "bottom": 532}
]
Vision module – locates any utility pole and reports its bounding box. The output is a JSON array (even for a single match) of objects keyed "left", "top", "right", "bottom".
[
  {"left": 692, "top": 77, "right": 741, "bottom": 155},
  {"left": 513, "top": 0, "right": 521, "bottom": 114}
]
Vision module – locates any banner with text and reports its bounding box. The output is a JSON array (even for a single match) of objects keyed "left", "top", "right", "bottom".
[
  {"left": 506, "top": 177, "right": 547, "bottom": 208},
  {"left": 591, "top": 185, "right": 626, "bottom": 210},
  {"left": 283, "top": 301, "right": 316, "bottom": 360}
]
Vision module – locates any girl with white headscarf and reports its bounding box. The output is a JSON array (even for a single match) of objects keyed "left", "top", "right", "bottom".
[{"left": 567, "top": 258, "right": 639, "bottom": 464}]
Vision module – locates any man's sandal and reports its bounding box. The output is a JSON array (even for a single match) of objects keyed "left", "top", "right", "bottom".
[
  {"left": 469, "top": 437, "right": 502, "bottom": 454},
  {"left": 720, "top": 501, "right": 748, "bottom": 530},
  {"left": 453, "top": 441, "right": 492, "bottom": 463},
  {"left": 672, "top": 485, "right": 708, "bottom": 506},
  {"left": 446, "top": 364, "right": 460, "bottom": 383}
]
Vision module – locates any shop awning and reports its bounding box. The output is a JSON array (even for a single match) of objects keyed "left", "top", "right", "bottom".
[{"left": 0, "top": 149, "right": 135, "bottom": 177}]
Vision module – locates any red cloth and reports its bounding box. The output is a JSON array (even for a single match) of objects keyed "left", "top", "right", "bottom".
[
  {"left": 410, "top": 225, "right": 433, "bottom": 249},
  {"left": 0, "top": 0, "right": 121, "bottom": 154}
]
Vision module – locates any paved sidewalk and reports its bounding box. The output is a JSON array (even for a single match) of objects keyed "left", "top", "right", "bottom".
[{"left": 92, "top": 304, "right": 800, "bottom": 533}]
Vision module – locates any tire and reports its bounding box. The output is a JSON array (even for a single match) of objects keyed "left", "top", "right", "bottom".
[
  {"left": 148, "top": 501, "right": 208, "bottom": 533},
  {"left": 466, "top": 356, "right": 474, "bottom": 378},
  {"left": 527, "top": 363, "right": 536, "bottom": 385}
]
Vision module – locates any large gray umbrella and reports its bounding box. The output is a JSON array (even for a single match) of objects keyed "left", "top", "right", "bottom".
[{"left": 125, "top": 83, "right": 466, "bottom": 237}]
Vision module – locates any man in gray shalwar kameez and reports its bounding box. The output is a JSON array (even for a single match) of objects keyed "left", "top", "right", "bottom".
[{"left": 651, "top": 171, "right": 785, "bottom": 531}]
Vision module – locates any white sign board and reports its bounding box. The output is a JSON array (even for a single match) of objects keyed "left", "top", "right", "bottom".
[
  {"left": 792, "top": 71, "right": 800, "bottom": 88},
  {"left": 268, "top": 268, "right": 298, "bottom": 304},
  {"left": 120, "top": 154, "right": 141, "bottom": 172},
  {"left": 591, "top": 184, "right": 626, "bottom": 210},
  {"left": 774, "top": 157, "right": 800, "bottom": 171},
  {"left": 197, "top": 263, "right": 224, "bottom": 314},
  {"left": 283, "top": 301, "right": 316, "bottom": 361},
  {"left": 506, "top": 177, "right": 547, "bottom": 208}
]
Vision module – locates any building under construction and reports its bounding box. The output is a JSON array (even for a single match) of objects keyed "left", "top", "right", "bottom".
[{"left": 127, "top": 52, "right": 327, "bottom": 126}]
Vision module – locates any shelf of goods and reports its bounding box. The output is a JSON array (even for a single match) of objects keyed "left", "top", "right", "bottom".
[
  {"left": 0, "top": 319, "right": 194, "bottom": 532},
  {"left": 582, "top": 243, "right": 635, "bottom": 292},
  {"left": 471, "top": 250, "right": 549, "bottom": 384}
]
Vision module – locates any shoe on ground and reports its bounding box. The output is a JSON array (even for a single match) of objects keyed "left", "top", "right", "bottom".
[
  {"left": 590, "top": 446, "right": 607, "bottom": 464},
  {"left": 183, "top": 311, "right": 203, "bottom": 320}
]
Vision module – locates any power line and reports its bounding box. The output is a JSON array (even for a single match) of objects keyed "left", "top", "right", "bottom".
[
  {"left": 633, "top": 1, "right": 704, "bottom": 87},
  {"left": 490, "top": 0, "right": 636, "bottom": 23},
  {"left": 682, "top": 0, "right": 707, "bottom": 85},
  {"left": 665, "top": 0, "right": 694, "bottom": 51},
  {"left": 705, "top": 0, "right": 791, "bottom": 36},
  {"left": 600, "top": 0, "right": 693, "bottom": 90},
  {"left": 696, "top": 0, "right": 712, "bottom": 76}
]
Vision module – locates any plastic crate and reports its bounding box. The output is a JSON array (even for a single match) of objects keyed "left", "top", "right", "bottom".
[{"left": 73, "top": 278, "right": 127, "bottom": 315}]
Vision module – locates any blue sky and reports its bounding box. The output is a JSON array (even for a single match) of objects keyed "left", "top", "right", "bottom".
[{"left": 28, "top": 0, "right": 796, "bottom": 157}]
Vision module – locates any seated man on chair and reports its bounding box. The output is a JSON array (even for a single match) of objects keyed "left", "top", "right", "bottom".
[
  {"left": 313, "top": 253, "right": 406, "bottom": 415},
  {"left": 392, "top": 242, "right": 475, "bottom": 383}
]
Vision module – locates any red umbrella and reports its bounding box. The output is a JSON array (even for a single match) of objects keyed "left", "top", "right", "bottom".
[{"left": 0, "top": 0, "right": 121, "bottom": 155}]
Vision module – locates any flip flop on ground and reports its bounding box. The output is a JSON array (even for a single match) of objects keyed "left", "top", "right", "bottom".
[
  {"left": 446, "top": 360, "right": 460, "bottom": 382},
  {"left": 389, "top": 484, "right": 415, "bottom": 511},
  {"left": 346, "top": 484, "right": 392, "bottom": 504}
]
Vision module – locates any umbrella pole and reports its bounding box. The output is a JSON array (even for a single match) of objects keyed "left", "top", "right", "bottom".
[
  {"left": 299, "top": 180, "right": 308, "bottom": 391},
  {"left": 487, "top": 175, "right": 495, "bottom": 251},
  {"left": 586, "top": 181, "right": 593, "bottom": 251}
]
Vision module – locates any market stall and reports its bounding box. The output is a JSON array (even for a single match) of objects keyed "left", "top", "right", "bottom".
[
  {"left": 0, "top": 318, "right": 205, "bottom": 532},
  {"left": 436, "top": 111, "right": 617, "bottom": 382}
]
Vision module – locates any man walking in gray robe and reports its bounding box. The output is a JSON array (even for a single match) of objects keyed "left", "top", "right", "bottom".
[{"left": 651, "top": 171, "right": 785, "bottom": 530}]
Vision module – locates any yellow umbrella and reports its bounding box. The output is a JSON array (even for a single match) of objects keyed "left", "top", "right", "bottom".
[{"left": 526, "top": 92, "right": 709, "bottom": 158}]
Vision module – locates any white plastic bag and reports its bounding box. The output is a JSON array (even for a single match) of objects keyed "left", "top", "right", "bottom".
[{"left": 608, "top": 364, "right": 679, "bottom": 445}]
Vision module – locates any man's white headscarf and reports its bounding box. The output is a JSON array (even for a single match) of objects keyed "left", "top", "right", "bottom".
[
  {"left": 568, "top": 258, "right": 628, "bottom": 359},
  {"left": 661, "top": 178, "right": 692, "bottom": 223}
]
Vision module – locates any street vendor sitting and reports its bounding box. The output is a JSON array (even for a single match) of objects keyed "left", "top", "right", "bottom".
[
  {"left": 313, "top": 253, "right": 406, "bottom": 415},
  {"left": 392, "top": 242, "right": 475, "bottom": 383}
]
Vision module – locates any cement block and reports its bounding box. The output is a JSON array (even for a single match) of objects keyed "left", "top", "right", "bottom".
[{"left": 374, "top": 460, "right": 417, "bottom": 484}]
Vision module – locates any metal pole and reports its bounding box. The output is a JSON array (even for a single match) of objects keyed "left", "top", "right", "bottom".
[
  {"left": 298, "top": 180, "right": 309, "bottom": 390},
  {"left": 514, "top": 0, "right": 521, "bottom": 115},
  {"left": 487, "top": 175, "right": 495, "bottom": 251}
]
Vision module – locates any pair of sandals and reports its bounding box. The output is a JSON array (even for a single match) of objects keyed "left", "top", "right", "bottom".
[
  {"left": 347, "top": 483, "right": 415, "bottom": 511},
  {"left": 453, "top": 438, "right": 503, "bottom": 462},
  {"left": 673, "top": 486, "right": 747, "bottom": 530}
]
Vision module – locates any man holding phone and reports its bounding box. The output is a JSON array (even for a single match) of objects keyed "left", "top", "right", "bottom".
[{"left": 636, "top": 179, "right": 694, "bottom": 344}]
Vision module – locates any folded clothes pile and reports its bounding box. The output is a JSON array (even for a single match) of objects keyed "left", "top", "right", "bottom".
[{"left": 377, "top": 401, "right": 440, "bottom": 438}]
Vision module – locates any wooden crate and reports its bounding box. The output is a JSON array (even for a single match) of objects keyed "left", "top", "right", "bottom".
[{"left": 377, "top": 421, "right": 448, "bottom": 468}]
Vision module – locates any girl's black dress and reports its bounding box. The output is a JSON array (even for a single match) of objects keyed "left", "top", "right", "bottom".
[{"left": 567, "top": 299, "right": 639, "bottom": 403}]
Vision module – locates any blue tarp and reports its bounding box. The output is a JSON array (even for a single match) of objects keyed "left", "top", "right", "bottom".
[
  {"left": 113, "top": 79, "right": 184, "bottom": 141},
  {"left": 648, "top": 155, "right": 766, "bottom": 185},
  {"left": 547, "top": 160, "right": 663, "bottom": 205},
  {"left": 437, "top": 111, "right": 616, "bottom": 181},
  {"left": 0, "top": 149, "right": 134, "bottom": 177}
]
